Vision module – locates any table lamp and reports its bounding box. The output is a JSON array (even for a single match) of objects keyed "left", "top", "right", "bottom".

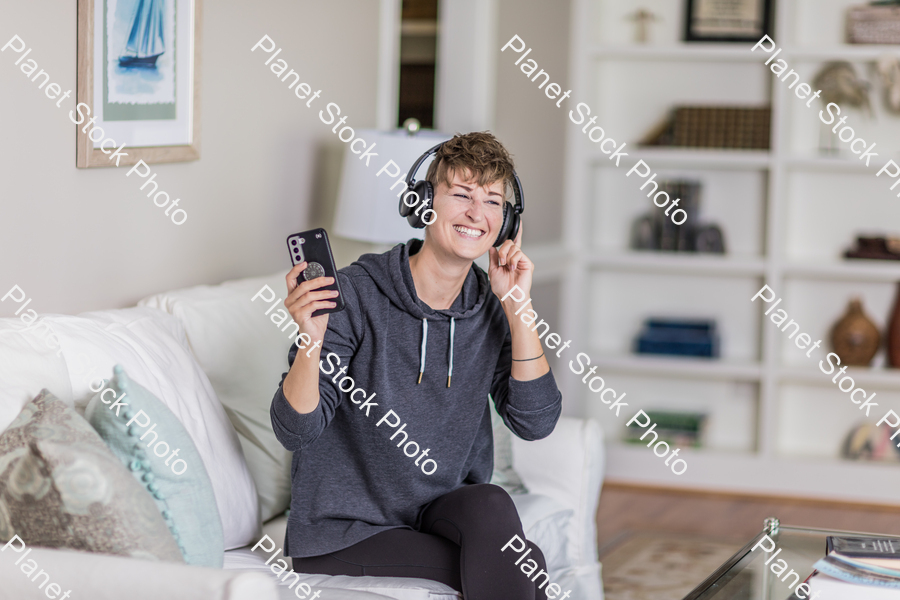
[{"left": 333, "top": 120, "right": 450, "bottom": 244}]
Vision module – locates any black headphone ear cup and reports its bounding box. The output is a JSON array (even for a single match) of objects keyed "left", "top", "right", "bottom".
[
  {"left": 493, "top": 202, "right": 513, "bottom": 247},
  {"left": 406, "top": 180, "right": 432, "bottom": 228},
  {"left": 507, "top": 211, "right": 521, "bottom": 245},
  {"left": 398, "top": 188, "right": 413, "bottom": 218}
]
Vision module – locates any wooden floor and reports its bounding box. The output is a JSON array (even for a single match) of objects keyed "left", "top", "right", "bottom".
[{"left": 596, "top": 482, "right": 900, "bottom": 556}]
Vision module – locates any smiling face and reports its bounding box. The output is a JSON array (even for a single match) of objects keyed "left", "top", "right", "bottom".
[{"left": 424, "top": 169, "right": 507, "bottom": 262}]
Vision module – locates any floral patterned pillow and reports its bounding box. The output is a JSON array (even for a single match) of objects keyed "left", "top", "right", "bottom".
[{"left": 0, "top": 389, "right": 183, "bottom": 562}]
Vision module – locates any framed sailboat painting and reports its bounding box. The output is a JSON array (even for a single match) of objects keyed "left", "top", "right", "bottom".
[{"left": 76, "top": 0, "right": 201, "bottom": 167}]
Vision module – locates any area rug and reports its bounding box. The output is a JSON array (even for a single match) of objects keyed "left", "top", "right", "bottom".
[{"left": 600, "top": 532, "right": 744, "bottom": 600}]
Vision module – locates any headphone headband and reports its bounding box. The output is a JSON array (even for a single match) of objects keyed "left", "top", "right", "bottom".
[{"left": 405, "top": 142, "right": 445, "bottom": 189}]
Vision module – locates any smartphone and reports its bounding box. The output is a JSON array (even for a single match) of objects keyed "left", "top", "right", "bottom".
[{"left": 286, "top": 228, "right": 345, "bottom": 318}]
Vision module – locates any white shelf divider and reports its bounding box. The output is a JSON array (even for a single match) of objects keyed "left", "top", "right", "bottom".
[
  {"left": 589, "top": 44, "right": 767, "bottom": 62},
  {"left": 788, "top": 46, "right": 900, "bottom": 61},
  {"left": 785, "top": 155, "right": 887, "bottom": 173},
  {"left": 779, "top": 366, "right": 900, "bottom": 389},
  {"left": 590, "top": 352, "right": 763, "bottom": 381},
  {"left": 603, "top": 147, "right": 773, "bottom": 170},
  {"left": 785, "top": 260, "right": 900, "bottom": 282},
  {"left": 589, "top": 251, "right": 766, "bottom": 276}
]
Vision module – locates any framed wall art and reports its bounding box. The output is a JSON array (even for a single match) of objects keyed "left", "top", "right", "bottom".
[
  {"left": 76, "top": 0, "right": 202, "bottom": 168},
  {"left": 684, "top": 0, "right": 774, "bottom": 43}
]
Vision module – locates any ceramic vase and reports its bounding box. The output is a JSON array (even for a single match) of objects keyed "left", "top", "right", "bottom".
[{"left": 831, "top": 298, "right": 880, "bottom": 366}]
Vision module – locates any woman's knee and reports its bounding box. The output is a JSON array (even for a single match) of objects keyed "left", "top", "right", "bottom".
[
  {"left": 422, "top": 483, "right": 521, "bottom": 536},
  {"left": 456, "top": 483, "right": 519, "bottom": 522}
]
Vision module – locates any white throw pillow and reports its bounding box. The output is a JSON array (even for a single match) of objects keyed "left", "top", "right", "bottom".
[
  {"left": 0, "top": 318, "right": 74, "bottom": 432},
  {"left": 511, "top": 417, "right": 605, "bottom": 568},
  {"left": 42, "top": 307, "right": 261, "bottom": 550},
  {"left": 488, "top": 396, "right": 528, "bottom": 495},
  {"left": 511, "top": 493, "right": 574, "bottom": 574},
  {"left": 139, "top": 273, "right": 297, "bottom": 522}
]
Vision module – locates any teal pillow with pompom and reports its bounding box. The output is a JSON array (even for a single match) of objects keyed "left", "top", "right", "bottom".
[{"left": 85, "top": 365, "right": 224, "bottom": 567}]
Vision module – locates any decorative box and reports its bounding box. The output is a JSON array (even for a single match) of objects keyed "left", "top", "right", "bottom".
[{"left": 848, "top": 5, "right": 900, "bottom": 44}]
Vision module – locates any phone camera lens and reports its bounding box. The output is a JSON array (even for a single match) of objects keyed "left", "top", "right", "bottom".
[{"left": 291, "top": 240, "right": 297, "bottom": 246}]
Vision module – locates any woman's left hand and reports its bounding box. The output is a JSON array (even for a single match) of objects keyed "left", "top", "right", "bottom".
[{"left": 489, "top": 224, "right": 533, "bottom": 311}]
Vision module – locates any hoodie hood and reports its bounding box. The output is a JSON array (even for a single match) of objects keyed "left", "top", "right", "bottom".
[{"left": 353, "top": 239, "right": 490, "bottom": 322}]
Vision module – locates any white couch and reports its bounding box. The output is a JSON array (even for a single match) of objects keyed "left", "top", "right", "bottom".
[{"left": 0, "top": 273, "right": 605, "bottom": 600}]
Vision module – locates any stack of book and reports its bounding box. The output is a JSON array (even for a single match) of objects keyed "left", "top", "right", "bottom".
[
  {"left": 789, "top": 535, "right": 900, "bottom": 599},
  {"left": 634, "top": 318, "right": 720, "bottom": 358},
  {"left": 624, "top": 411, "right": 707, "bottom": 448},
  {"left": 630, "top": 180, "right": 728, "bottom": 254},
  {"left": 652, "top": 181, "right": 699, "bottom": 251},
  {"left": 642, "top": 106, "right": 771, "bottom": 150}
]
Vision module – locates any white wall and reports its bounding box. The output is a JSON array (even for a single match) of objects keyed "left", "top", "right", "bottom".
[
  {"left": 0, "top": 0, "right": 380, "bottom": 317},
  {"left": 495, "top": 0, "right": 571, "bottom": 246},
  {"left": 436, "top": 0, "right": 498, "bottom": 133}
]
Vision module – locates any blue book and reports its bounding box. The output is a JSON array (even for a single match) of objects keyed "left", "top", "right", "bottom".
[
  {"left": 813, "top": 554, "right": 900, "bottom": 589},
  {"left": 635, "top": 318, "right": 719, "bottom": 358}
]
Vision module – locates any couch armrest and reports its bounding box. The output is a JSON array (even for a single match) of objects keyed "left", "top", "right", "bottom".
[
  {"left": 510, "top": 416, "right": 605, "bottom": 567},
  {"left": 0, "top": 547, "right": 278, "bottom": 600}
]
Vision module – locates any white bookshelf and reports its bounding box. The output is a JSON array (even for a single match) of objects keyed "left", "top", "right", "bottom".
[{"left": 556, "top": 0, "right": 900, "bottom": 504}]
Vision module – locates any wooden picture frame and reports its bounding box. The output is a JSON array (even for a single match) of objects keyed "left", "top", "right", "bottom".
[
  {"left": 76, "top": 0, "right": 201, "bottom": 168},
  {"left": 684, "top": 0, "right": 773, "bottom": 43}
]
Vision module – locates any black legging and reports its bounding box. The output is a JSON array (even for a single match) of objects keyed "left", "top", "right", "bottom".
[{"left": 292, "top": 484, "right": 550, "bottom": 600}]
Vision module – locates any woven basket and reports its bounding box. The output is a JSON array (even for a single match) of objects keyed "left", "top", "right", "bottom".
[{"left": 848, "top": 5, "right": 900, "bottom": 44}]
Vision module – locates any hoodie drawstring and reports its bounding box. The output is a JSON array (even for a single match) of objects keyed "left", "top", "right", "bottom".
[
  {"left": 417, "top": 317, "right": 456, "bottom": 388},
  {"left": 447, "top": 318, "right": 455, "bottom": 388},
  {"left": 418, "top": 319, "right": 428, "bottom": 384}
]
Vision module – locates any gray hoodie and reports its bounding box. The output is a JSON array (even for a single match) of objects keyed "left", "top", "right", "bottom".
[{"left": 270, "top": 239, "right": 562, "bottom": 558}]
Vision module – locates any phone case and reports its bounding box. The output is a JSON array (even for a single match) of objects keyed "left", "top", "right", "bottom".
[{"left": 286, "top": 228, "right": 345, "bottom": 318}]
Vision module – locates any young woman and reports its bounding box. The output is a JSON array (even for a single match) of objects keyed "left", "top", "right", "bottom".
[{"left": 271, "top": 132, "right": 562, "bottom": 600}]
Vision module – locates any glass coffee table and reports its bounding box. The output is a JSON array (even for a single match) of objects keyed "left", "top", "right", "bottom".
[{"left": 683, "top": 518, "right": 900, "bottom": 600}]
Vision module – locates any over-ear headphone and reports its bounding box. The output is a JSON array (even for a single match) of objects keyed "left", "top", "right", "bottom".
[{"left": 399, "top": 141, "right": 525, "bottom": 247}]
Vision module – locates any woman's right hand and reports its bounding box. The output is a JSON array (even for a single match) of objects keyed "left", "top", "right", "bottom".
[{"left": 284, "top": 262, "right": 337, "bottom": 345}]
